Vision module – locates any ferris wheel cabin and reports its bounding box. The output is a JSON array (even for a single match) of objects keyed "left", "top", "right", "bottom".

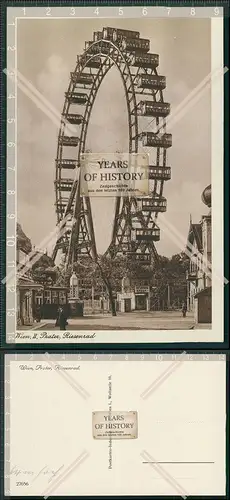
[
  {"left": 139, "top": 101, "right": 170, "bottom": 117},
  {"left": 122, "top": 38, "right": 150, "bottom": 53},
  {"left": 141, "top": 196, "right": 167, "bottom": 213},
  {"left": 62, "top": 113, "right": 83, "bottom": 125},
  {"left": 102, "top": 27, "right": 140, "bottom": 41},
  {"left": 60, "top": 136, "right": 79, "bottom": 147},
  {"left": 56, "top": 159, "right": 77, "bottom": 170},
  {"left": 93, "top": 31, "right": 103, "bottom": 41},
  {"left": 70, "top": 71, "right": 94, "bottom": 86},
  {"left": 87, "top": 40, "right": 112, "bottom": 55},
  {"left": 126, "top": 252, "right": 151, "bottom": 264},
  {"left": 55, "top": 198, "right": 71, "bottom": 215},
  {"left": 78, "top": 54, "right": 101, "bottom": 68},
  {"left": 138, "top": 74, "right": 166, "bottom": 89},
  {"left": 55, "top": 179, "right": 74, "bottom": 192},
  {"left": 84, "top": 41, "right": 100, "bottom": 54},
  {"left": 148, "top": 165, "right": 171, "bottom": 181},
  {"left": 65, "top": 91, "right": 88, "bottom": 105},
  {"left": 135, "top": 228, "right": 160, "bottom": 242},
  {"left": 132, "top": 53, "right": 159, "bottom": 68},
  {"left": 142, "top": 132, "right": 172, "bottom": 148}
]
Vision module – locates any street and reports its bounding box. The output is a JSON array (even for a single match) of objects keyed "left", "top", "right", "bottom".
[{"left": 24, "top": 310, "right": 204, "bottom": 331}]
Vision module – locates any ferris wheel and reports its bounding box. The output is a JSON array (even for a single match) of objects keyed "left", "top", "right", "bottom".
[{"left": 52, "top": 27, "right": 172, "bottom": 267}]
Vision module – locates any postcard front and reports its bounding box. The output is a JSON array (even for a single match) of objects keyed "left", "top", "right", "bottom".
[{"left": 5, "top": 6, "right": 225, "bottom": 344}]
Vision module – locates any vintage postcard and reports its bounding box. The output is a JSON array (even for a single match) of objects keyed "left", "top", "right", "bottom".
[
  {"left": 4, "top": 353, "right": 226, "bottom": 496},
  {"left": 5, "top": 6, "right": 225, "bottom": 343}
]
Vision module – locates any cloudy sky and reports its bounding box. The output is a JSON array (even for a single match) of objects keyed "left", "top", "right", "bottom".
[{"left": 17, "top": 17, "right": 211, "bottom": 257}]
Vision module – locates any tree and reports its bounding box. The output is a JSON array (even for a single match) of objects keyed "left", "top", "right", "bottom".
[
  {"left": 17, "top": 223, "right": 32, "bottom": 254},
  {"left": 152, "top": 252, "right": 190, "bottom": 309},
  {"left": 53, "top": 249, "right": 190, "bottom": 314},
  {"left": 94, "top": 254, "right": 156, "bottom": 316},
  {"left": 31, "top": 252, "right": 59, "bottom": 286},
  {"left": 64, "top": 256, "right": 125, "bottom": 316},
  {"left": 56, "top": 253, "right": 154, "bottom": 316},
  {"left": 94, "top": 255, "right": 125, "bottom": 316}
]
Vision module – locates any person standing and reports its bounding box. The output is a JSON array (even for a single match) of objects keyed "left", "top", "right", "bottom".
[
  {"left": 55, "top": 307, "right": 68, "bottom": 330},
  {"left": 60, "top": 307, "right": 68, "bottom": 331},
  {"left": 35, "top": 305, "right": 41, "bottom": 323},
  {"left": 182, "top": 301, "right": 187, "bottom": 318},
  {"left": 55, "top": 307, "right": 61, "bottom": 328}
]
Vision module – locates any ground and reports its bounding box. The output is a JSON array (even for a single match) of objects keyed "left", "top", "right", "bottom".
[{"left": 18, "top": 310, "right": 211, "bottom": 331}]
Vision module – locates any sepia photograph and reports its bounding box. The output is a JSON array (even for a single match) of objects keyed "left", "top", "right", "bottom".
[{"left": 9, "top": 12, "right": 224, "bottom": 341}]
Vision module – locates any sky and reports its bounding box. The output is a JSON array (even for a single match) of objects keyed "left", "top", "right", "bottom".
[{"left": 17, "top": 17, "right": 211, "bottom": 258}]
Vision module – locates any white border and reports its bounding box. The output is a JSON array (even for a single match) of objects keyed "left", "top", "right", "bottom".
[
  {"left": 211, "top": 17, "right": 224, "bottom": 343},
  {"left": 5, "top": 9, "right": 225, "bottom": 344}
]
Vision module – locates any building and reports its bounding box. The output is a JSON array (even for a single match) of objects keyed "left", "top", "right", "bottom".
[
  {"left": 186, "top": 185, "right": 212, "bottom": 323},
  {"left": 34, "top": 285, "right": 69, "bottom": 319},
  {"left": 17, "top": 224, "right": 43, "bottom": 326},
  {"left": 71, "top": 273, "right": 110, "bottom": 315},
  {"left": 17, "top": 225, "right": 69, "bottom": 324},
  {"left": 117, "top": 276, "right": 151, "bottom": 312}
]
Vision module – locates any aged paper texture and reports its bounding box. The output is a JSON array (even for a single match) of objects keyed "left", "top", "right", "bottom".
[{"left": 5, "top": 353, "right": 226, "bottom": 496}]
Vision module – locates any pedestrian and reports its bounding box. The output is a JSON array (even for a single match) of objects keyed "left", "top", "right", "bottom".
[
  {"left": 55, "top": 307, "right": 68, "bottom": 330},
  {"left": 35, "top": 305, "right": 41, "bottom": 323},
  {"left": 59, "top": 307, "right": 68, "bottom": 331},
  {"left": 55, "top": 307, "right": 61, "bottom": 328},
  {"left": 182, "top": 301, "right": 187, "bottom": 318}
]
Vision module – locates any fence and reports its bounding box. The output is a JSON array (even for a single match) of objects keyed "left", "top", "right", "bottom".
[{"left": 83, "top": 299, "right": 110, "bottom": 314}]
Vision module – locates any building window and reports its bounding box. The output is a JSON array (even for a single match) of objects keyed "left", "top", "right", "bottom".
[
  {"left": 44, "top": 290, "right": 51, "bottom": 304},
  {"left": 59, "top": 291, "right": 67, "bottom": 304},
  {"left": 191, "top": 260, "right": 198, "bottom": 273},
  {"left": 34, "top": 292, "right": 43, "bottom": 306},
  {"left": 52, "top": 291, "right": 58, "bottom": 304},
  {"left": 35, "top": 296, "right": 43, "bottom": 305}
]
